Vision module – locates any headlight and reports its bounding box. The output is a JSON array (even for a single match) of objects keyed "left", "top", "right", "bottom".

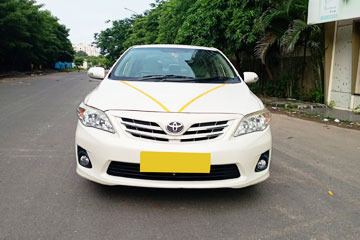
[
  {"left": 77, "top": 103, "right": 115, "bottom": 133},
  {"left": 234, "top": 109, "right": 270, "bottom": 137}
]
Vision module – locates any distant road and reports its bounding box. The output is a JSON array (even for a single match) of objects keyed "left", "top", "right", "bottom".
[{"left": 0, "top": 72, "right": 359, "bottom": 240}]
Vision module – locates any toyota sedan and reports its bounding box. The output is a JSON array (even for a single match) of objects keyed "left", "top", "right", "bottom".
[{"left": 75, "top": 45, "right": 271, "bottom": 188}]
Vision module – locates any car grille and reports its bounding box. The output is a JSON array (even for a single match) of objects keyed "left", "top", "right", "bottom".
[
  {"left": 107, "top": 161, "right": 240, "bottom": 181},
  {"left": 120, "top": 118, "right": 229, "bottom": 142}
]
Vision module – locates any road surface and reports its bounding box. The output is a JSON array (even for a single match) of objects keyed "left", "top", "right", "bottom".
[{"left": 0, "top": 72, "right": 359, "bottom": 240}]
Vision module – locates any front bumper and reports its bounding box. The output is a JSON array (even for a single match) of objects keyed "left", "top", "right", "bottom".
[{"left": 75, "top": 113, "right": 272, "bottom": 189}]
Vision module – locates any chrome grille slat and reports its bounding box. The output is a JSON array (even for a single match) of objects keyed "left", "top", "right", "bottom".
[
  {"left": 119, "top": 117, "right": 230, "bottom": 143},
  {"left": 130, "top": 133, "right": 168, "bottom": 142},
  {"left": 122, "top": 117, "right": 159, "bottom": 126},
  {"left": 125, "top": 129, "right": 169, "bottom": 139},
  {"left": 186, "top": 124, "right": 228, "bottom": 132},
  {"left": 125, "top": 129, "right": 223, "bottom": 140},
  {"left": 121, "top": 121, "right": 164, "bottom": 132}
]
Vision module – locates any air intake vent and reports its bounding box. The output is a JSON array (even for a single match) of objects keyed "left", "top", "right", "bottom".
[{"left": 107, "top": 161, "right": 240, "bottom": 181}]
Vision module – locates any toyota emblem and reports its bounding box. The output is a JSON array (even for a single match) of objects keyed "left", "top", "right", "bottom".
[{"left": 166, "top": 122, "right": 184, "bottom": 134}]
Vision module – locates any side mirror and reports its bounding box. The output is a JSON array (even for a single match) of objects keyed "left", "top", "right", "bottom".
[
  {"left": 88, "top": 67, "right": 105, "bottom": 80},
  {"left": 243, "top": 72, "right": 259, "bottom": 84}
]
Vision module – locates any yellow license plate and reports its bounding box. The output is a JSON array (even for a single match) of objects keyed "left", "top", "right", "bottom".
[{"left": 140, "top": 152, "right": 211, "bottom": 173}]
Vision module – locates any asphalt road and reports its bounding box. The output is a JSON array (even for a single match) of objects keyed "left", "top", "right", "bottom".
[{"left": 0, "top": 72, "right": 359, "bottom": 240}]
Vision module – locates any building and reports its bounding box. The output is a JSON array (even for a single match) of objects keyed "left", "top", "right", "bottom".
[
  {"left": 308, "top": 0, "right": 360, "bottom": 111},
  {"left": 72, "top": 43, "right": 100, "bottom": 57}
]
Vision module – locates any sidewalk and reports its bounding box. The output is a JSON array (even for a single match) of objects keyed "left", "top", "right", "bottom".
[
  {"left": 261, "top": 97, "right": 360, "bottom": 124},
  {"left": 298, "top": 108, "right": 360, "bottom": 123},
  {"left": 0, "top": 69, "right": 73, "bottom": 80}
]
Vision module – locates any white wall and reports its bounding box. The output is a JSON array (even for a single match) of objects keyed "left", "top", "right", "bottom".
[
  {"left": 72, "top": 43, "right": 100, "bottom": 57},
  {"left": 330, "top": 20, "right": 353, "bottom": 109},
  {"left": 329, "top": 20, "right": 360, "bottom": 110}
]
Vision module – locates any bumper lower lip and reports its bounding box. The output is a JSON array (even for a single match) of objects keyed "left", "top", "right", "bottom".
[
  {"left": 75, "top": 121, "right": 272, "bottom": 189},
  {"left": 76, "top": 165, "right": 269, "bottom": 189}
]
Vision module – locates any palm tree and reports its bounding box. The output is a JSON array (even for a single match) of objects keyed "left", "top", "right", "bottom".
[{"left": 255, "top": 0, "right": 324, "bottom": 98}]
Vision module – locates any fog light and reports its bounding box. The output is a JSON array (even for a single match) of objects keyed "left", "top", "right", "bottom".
[
  {"left": 77, "top": 146, "right": 92, "bottom": 168},
  {"left": 79, "top": 155, "right": 90, "bottom": 166},
  {"left": 256, "top": 159, "right": 267, "bottom": 171},
  {"left": 255, "top": 150, "right": 270, "bottom": 172}
]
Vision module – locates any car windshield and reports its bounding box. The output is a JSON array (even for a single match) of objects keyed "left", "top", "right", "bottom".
[{"left": 109, "top": 47, "right": 239, "bottom": 83}]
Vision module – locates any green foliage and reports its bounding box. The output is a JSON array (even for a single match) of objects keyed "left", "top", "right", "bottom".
[
  {"left": 0, "top": 0, "right": 74, "bottom": 72},
  {"left": 354, "top": 105, "right": 360, "bottom": 113},
  {"left": 96, "top": 0, "right": 268, "bottom": 69},
  {"left": 86, "top": 55, "right": 108, "bottom": 68},
  {"left": 175, "top": 0, "right": 228, "bottom": 48},
  {"left": 225, "top": 1, "right": 261, "bottom": 52},
  {"left": 94, "top": 0, "right": 325, "bottom": 103},
  {"left": 74, "top": 57, "right": 84, "bottom": 67},
  {"left": 124, "top": 1, "right": 165, "bottom": 48},
  {"left": 94, "top": 18, "right": 133, "bottom": 65},
  {"left": 311, "top": 88, "right": 324, "bottom": 103},
  {"left": 328, "top": 101, "right": 336, "bottom": 108},
  {"left": 74, "top": 55, "right": 109, "bottom": 69},
  {"left": 254, "top": 0, "right": 324, "bottom": 101},
  {"left": 288, "top": 103, "right": 298, "bottom": 109},
  {"left": 156, "top": 0, "right": 195, "bottom": 43},
  {"left": 76, "top": 51, "right": 88, "bottom": 57},
  {"left": 255, "top": 0, "right": 311, "bottom": 61}
]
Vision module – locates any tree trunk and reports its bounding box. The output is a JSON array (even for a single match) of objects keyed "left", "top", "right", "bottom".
[
  {"left": 265, "top": 62, "right": 273, "bottom": 81},
  {"left": 301, "top": 37, "right": 308, "bottom": 88},
  {"left": 234, "top": 52, "right": 242, "bottom": 72}
]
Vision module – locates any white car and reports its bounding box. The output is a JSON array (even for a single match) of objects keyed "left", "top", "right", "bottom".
[{"left": 76, "top": 45, "right": 271, "bottom": 189}]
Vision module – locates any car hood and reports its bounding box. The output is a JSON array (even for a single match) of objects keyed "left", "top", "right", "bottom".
[{"left": 85, "top": 79, "right": 263, "bottom": 115}]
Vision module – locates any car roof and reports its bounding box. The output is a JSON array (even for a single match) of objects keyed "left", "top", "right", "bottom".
[{"left": 131, "top": 44, "right": 219, "bottom": 51}]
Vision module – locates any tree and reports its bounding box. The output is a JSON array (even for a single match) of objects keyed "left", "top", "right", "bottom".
[
  {"left": 74, "top": 57, "right": 84, "bottom": 68},
  {"left": 175, "top": 0, "right": 228, "bottom": 48},
  {"left": 86, "top": 55, "right": 107, "bottom": 68},
  {"left": 76, "top": 50, "right": 88, "bottom": 57},
  {"left": 255, "top": 0, "right": 322, "bottom": 76},
  {"left": 124, "top": 1, "right": 165, "bottom": 47},
  {"left": 255, "top": 0, "right": 324, "bottom": 99},
  {"left": 224, "top": 0, "right": 272, "bottom": 69},
  {"left": 0, "top": 0, "right": 74, "bottom": 72},
  {"left": 94, "top": 0, "right": 172, "bottom": 65},
  {"left": 156, "top": 0, "right": 195, "bottom": 44},
  {"left": 174, "top": 0, "right": 269, "bottom": 69},
  {"left": 94, "top": 18, "right": 133, "bottom": 64},
  {"left": 93, "top": 0, "right": 324, "bottom": 101}
]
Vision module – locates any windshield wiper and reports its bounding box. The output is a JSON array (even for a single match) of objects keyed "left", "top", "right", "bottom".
[
  {"left": 133, "top": 75, "right": 195, "bottom": 82},
  {"left": 131, "top": 75, "right": 237, "bottom": 83},
  {"left": 193, "top": 76, "right": 239, "bottom": 83}
]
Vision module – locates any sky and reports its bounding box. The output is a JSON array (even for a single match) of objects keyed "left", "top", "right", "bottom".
[{"left": 36, "top": 0, "right": 155, "bottom": 45}]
